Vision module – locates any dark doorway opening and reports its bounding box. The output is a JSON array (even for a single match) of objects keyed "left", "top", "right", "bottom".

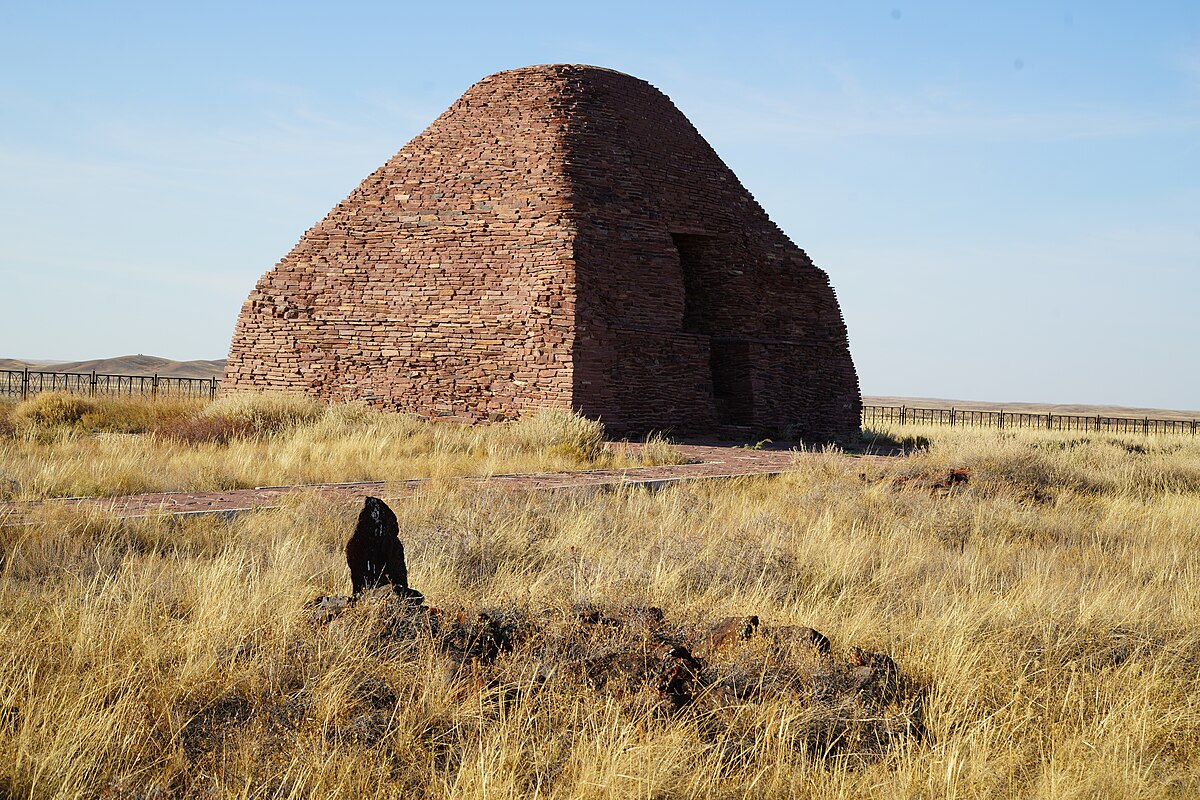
[
  {"left": 671, "top": 233, "right": 754, "bottom": 426},
  {"left": 671, "top": 233, "right": 714, "bottom": 335},
  {"left": 709, "top": 339, "right": 754, "bottom": 425}
]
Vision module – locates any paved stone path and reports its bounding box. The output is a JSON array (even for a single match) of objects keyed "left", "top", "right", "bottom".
[{"left": 0, "top": 444, "right": 888, "bottom": 522}]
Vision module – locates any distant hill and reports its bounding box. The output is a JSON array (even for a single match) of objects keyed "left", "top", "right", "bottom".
[
  {"left": 864, "top": 396, "right": 1200, "bottom": 421},
  {"left": 0, "top": 355, "right": 226, "bottom": 379}
]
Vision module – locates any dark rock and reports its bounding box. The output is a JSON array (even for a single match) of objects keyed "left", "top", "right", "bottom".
[
  {"left": 630, "top": 606, "right": 665, "bottom": 625},
  {"left": 179, "top": 691, "right": 254, "bottom": 760},
  {"left": 308, "top": 594, "right": 354, "bottom": 624},
  {"left": 345, "top": 496, "right": 422, "bottom": 600},
  {"left": 567, "top": 651, "right": 637, "bottom": 690},
  {"left": 352, "top": 587, "right": 436, "bottom": 640},
  {"left": 654, "top": 644, "right": 703, "bottom": 709},
  {"left": 443, "top": 610, "right": 528, "bottom": 665},
  {"left": 700, "top": 615, "right": 760, "bottom": 655},
  {"left": 575, "top": 603, "right": 621, "bottom": 627},
  {"left": 848, "top": 646, "right": 901, "bottom": 702},
  {"left": 352, "top": 675, "right": 397, "bottom": 710},
  {"left": 575, "top": 603, "right": 665, "bottom": 629},
  {"left": 393, "top": 586, "right": 425, "bottom": 605},
  {"left": 892, "top": 467, "right": 971, "bottom": 495},
  {"left": 767, "top": 625, "right": 831, "bottom": 655},
  {"left": 928, "top": 467, "right": 971, "bottom": 494}
]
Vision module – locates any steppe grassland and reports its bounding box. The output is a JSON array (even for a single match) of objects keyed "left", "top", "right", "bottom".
[
  {"left": 0, "top": 393, "right": 681, "bottom": 501},
  {"left": 2, "top": 423, "right": 1199, "bottom": 797}
]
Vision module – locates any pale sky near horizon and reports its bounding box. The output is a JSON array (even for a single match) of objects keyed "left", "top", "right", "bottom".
[{"left": 2, "top": 1, "right": 1197, "bottom": 408}]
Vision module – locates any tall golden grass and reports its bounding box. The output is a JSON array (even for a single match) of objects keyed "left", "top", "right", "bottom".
[
  {"left": 1, "top": 424, "right": 1198, "bottom": 796},
  {"left": 0, "top": 394, "right": 682, "bottom": 501}
]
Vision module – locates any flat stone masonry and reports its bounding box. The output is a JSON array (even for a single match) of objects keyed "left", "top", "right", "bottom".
[{"left": 224, "top": 64, "right": 861, "bottom": 440}]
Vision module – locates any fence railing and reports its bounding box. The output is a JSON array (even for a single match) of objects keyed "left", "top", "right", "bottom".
[
  {"left": 863, "top": 405, "right": 1199, "bottom": 436},
  {"left": 0, "top": 368, "right": 220, "bottom": 401},
  {"left": 2, "top": 372, "right": 1194, "bottom": 436}
]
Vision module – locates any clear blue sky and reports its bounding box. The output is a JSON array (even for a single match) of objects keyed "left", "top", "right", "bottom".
[{"left": 2, "top": 1, "right": 1197, "bottom": 408}]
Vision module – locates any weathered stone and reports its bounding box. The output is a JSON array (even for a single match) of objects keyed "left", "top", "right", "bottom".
[
  {"left": 224, "top": 64, "right": 860, "bottom": 441},
  {"left": 345, "top": 496, "right": 422, "bottom": 601},
  {"left": 654, "top": 644, "right": 704, "bottom": 709},
  {"left": 351, "top": 674, "right": 397, "bottom": 710},
  {"left": 892, "top": 467, "right": 971, "bottom": 494},
  {"left": 442, "top": 610, "right": 529, "bottom": 665},
  {"left": 767, "top": 624, "right": 832, "bottom": 656},
  {"left": 307, "top": 594, "right": 353, "bottom": 624},
  {"left": 848, "top": 646, "right": 901, "bottom": 702},
  {"left": 700, "top": 614, "right": 760, "bottom": 655},
  {"left": 575, "top": 603, "right": 665, "bottom": 630}
]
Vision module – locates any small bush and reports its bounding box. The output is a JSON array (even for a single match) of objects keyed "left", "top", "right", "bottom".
[
  {"left": 11, "top": 392, "right": 97, "bottom": 427},
  {"left": 861, "top": 427, "right": 930, "bottom": 452},
  {"left": 503, "top": 408, "right": 607, "bottom": 460},
  {"left": 319, "top": 400, "right": 378, "bottom": 428},
  {"left": 200, "top": 392, "right": 325, "bottom": 435},
  {"left": 6, "top": 394, "right": 202, "bottom": 435},
  {"left": 151, "top": 415, "right": 255, "bottom": 444},
  {"left": 638, "top": 432, "right": 690, "bottom": 466},
  {"left": 79, "top": 396, "right": 199, "bottom": 433},
  {"left": 0, "top": 402, "right": 15, "bottom": 438}
]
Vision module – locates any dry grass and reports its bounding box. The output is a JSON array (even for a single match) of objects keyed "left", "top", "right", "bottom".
[
  {"left": 1, "top": 424, "right": 1198, "bottom": 797},
  {"left": 0, "top": 394, "right": 683, "bottom": 501}
]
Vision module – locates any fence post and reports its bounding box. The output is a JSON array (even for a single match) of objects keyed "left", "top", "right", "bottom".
[
  {"left": 210, "top": 377, "right": 218, "bottom": 401},
  {"left": 90, "top": 370, "right": 97, "bottom": 397},
  {"left": 950, "top": 407, "right": 956, "bottom": 427},
  {"left": 151, "top": 373, "right": 159, "bottom": 399},
  {"left": 1095, "top": 415, "right": 1101, "bottom": 432},
  {"left": 900, "top": 406, "right": 907, "bottom": 425},
  {"left": 1047, "top": 412, "right": 1053, "bottom": 430},
  {"left": 1143, "top": 417, "right": 1149, "bottom": 436},
  {"left": 999, "top": 411, "right": 1005, "bottom": 430}
]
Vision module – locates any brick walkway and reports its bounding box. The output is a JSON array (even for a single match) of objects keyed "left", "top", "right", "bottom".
[{"left": 0, "top": 444, "right": 888, "bottom": 522}]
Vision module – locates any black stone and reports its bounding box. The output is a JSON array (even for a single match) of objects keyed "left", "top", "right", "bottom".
[{"left": 346, "top": 497, "right": 413, "bottom": 596}]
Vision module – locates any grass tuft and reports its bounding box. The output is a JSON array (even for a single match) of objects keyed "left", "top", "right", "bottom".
[
  {"left": 200, "top": 391, "right": 326, "bottom": 434},
  {"left": 10, "top": 391, "right": 96, "bottom": 427}
]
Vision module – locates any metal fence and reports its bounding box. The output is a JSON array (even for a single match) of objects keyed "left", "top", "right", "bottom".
[
  {"left": 1, "top": 368, "right": 220, "bottom": 401},
  {"left": 3, "top": 372, "right": 1194, "bottom": 436},
  {"left": 863, "top": 405, "right": 1199, "bottom": 436}
]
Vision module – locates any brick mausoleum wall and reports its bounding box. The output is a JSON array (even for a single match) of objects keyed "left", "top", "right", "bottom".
[
  {"left": 223, "top": 69, "right": 581, "bottom": 421},
  {"left": 225, "top": 64, "right": 861, "bottom": 440},
  {"left": 558, "top": 67, "right": 861, "bottom": 439}
]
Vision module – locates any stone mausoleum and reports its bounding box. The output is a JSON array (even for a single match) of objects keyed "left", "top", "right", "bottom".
[{"left": 224, "top": 64, "right": 861, "bottom": 440}]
